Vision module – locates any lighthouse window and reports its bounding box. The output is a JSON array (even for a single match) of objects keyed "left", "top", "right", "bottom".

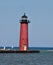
[{"left": 22, "top": 18, "right": 27, "bottom": 20}]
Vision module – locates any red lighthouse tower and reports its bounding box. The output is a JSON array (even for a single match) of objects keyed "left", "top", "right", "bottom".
[{"left": 19, "top": 13, "right": 30, "bottom": 51}]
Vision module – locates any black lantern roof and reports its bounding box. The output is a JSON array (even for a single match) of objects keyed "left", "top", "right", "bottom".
[
  {"left": 20, "top": 13, "right": 30, "bottom": 23},
  {"left": 21, "top": 13, "right": 28, "bottom": 18}
]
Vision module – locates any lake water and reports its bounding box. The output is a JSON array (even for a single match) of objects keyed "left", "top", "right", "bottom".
[
  {"left": 0, "top": 52, "right": 53, "bottom": 65},
  {"left": 0, "top": 47, "right": 53, "bottom": 50}
]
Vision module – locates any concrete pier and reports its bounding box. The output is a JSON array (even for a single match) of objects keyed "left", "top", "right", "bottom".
[{"left": 0, "top": 50, "right": 40, "bottom": 53}]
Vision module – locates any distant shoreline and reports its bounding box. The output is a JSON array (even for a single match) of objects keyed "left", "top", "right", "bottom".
[{"left": 0, "top": 47, "right": 53, "bottom": 51}]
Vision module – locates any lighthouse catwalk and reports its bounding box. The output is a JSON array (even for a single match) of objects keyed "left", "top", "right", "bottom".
[{"left": 19, "top": 13, "right": 30, "bottom": 51}]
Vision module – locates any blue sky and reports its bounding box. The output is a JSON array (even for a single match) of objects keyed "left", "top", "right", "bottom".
[{"left": 0, "top": 0, "right": 53, "bottom": 47}]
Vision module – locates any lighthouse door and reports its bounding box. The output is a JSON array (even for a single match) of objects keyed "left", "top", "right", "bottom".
[{"left": 24, "top": 44, "right": 27, "bottom": 51}]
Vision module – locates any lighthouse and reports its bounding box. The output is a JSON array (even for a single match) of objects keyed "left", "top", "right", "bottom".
[{"left": 19, "top": 13, "right": 30, "bottom": 51}]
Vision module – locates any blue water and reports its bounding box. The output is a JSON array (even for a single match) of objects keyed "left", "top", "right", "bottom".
[
  {"left": 0, "top": 52, "right": 53, "bottom": 65},
  {"left": 0, "top": 47, "right": 53, "bottom": 50},
  {"left": 0, "top": 47, "right": 53, "bottom": 65}
]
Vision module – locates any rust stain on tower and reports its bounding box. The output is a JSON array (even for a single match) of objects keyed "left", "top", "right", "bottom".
[{"left": 19, "top": 13, "right": 30, "bottom": 51}]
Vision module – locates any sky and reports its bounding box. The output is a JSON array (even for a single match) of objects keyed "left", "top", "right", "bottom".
[{"left": 0, "top": 0, "right": 53, "bottom": 47}]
